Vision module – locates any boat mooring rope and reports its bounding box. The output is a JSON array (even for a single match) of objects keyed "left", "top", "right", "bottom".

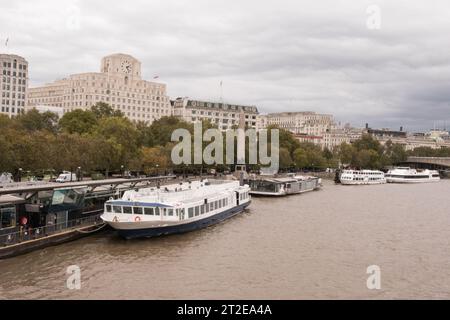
[{"left": 76, "top": 223, "right": 107, "bottom": 234}]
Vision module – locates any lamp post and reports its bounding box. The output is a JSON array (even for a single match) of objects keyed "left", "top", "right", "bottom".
[
  {"left": 77, "top": 167, "right": 81, "bottom": 181},
  {"left": 18, "top": 168, "right": 23, "bottom": 182},
  {"left": 121, "top": 165, "right": 124, "bottom": 178}
]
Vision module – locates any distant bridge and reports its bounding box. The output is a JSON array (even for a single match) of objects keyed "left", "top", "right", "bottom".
[{"left": 401, "top": 157, "right": 450, "bottom": 170}]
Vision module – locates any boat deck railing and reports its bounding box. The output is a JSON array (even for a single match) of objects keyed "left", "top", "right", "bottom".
[{"left": 0, "top": 214, "right": 104, "bottom": 248}]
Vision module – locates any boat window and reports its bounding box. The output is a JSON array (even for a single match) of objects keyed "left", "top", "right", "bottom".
[
  {"left": 176, "top": 209, "right": 180, "bottom": 217},
  {"left": 222, "top": 199, "right": 225, "bottom": 207},
  {"left": 210, "top": 203, "right": 214, "bottom": 211},
  {"left": 113, "top": 206, "right": 122, "bottom": 214},
  {"left": 195, "top": 206, "right": 200, "bottom": 216},
  {"left": 123, "top": 206, "right": 132, "bottom": 214},
  {"left": 206, "top": 204, "right": 210, "bottom": 213},
  {"left": 225, "top": 198, "right": 228, "bottom": 206},
  {"left": 133, "top": 207, "right": 143, "bottom": 215},
  {"left": 144, "top": 207, "right": 154, "bottom": 215},
  {"left": 0, "top": 207, "right": 16, "bottom": 229},
  {"left": 168, "top": 209, "right": 173, "bottom": 216},
  {"left": 105, "top": 205, "right": 112, "bottom": 212},
  {"left": 201, "top": 205, "right": 205, "bottom": 214},
  {"left": 162, "top": 208, "right": 167, "bottom": 216},
  {"left": 155, "top": 207, "right": 160, "bottom": 216},
  {"left": 188, "top": 207, "right": 194, "bottom": 218}
]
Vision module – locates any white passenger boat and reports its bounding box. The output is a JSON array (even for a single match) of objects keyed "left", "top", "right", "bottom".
[
  {"left": 247, "top": 175, "right": 322, "bottom": 196},
  {"left": 339, "top": 170, "right": 386, "bottom": 185},
  {"left": 385, "top": 167, "right": 440, "bottom": 183},
  {"left": 101, "top": 180, "right": 251, "bottom": 239}
]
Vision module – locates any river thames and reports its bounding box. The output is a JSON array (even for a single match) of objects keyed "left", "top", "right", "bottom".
[{"left": 1, "top": 180, "right": 450, "bottom": 299}]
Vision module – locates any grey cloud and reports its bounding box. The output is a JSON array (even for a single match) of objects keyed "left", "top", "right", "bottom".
[{"left": 1, "top": 0, "right": 450, "bottom": 131}]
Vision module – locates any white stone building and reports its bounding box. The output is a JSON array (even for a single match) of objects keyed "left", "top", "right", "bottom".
[
  {"left": 0, "top": 54, "right": 28, "bottom": 117},
  {"left": 172, "top": 97, "right": 259, "bottom": 130},
  {"left": 27, "top": 53, "right": 171, "bottom": 123},
  {"left": 264, "top": 111, "right": 336, "bottom": 135}
]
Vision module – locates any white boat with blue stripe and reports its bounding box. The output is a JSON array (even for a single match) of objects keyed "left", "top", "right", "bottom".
[{"left": 101, "top": 180, "right": 251, "bottom": 239}]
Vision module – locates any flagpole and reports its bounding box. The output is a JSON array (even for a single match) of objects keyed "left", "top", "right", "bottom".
[{"left": 220, "top": 80, "right": 223, "bottom": 103}]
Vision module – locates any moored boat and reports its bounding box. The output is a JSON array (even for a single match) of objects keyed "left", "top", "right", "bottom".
[
  {"left": 101, "top": 180, "right": 251, "bottom": 239},
  {"left": 385, "top": 167, "right": 440, "bottom": 183},
  {"left": 246, "top": 175, "right": 322, "bottom": 196},
  {"left": 339, "top": 170, "right": 386, "bottom": 185}
]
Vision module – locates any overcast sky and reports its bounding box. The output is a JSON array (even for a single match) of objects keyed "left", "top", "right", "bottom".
[{"left": 1, "top": 0, "right": 449, "bottom": 131}]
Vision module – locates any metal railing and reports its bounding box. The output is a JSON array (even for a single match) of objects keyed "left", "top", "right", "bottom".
[{"left": 0, "top": 214, "right": 103, "bottom": 248}]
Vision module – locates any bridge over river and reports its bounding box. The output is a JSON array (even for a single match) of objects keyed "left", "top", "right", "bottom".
[{"left": 401, "top": 157, "right": 450, "bottom": 170}]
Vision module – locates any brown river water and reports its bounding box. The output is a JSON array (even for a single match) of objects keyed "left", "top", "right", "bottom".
[{"left": 1, "top": 180, "right": 450, "bottom": 299}]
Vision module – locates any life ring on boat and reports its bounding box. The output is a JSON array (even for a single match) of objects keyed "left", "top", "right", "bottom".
[
  {"left": 134, "top": 216, "right": 141, "bottom": 222},
  {"left": 112, "top": 216, "right": 119, "bottom": 223}
]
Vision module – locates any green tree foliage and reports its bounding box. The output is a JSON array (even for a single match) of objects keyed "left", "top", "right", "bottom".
[
  {"left": 292, "top": 142, "right": 327, "bottom": 170},
  {"left": 15, "top": 109, "right": 59, "bottom": 133},
  {"left": 335, "top": 135, "right": 408, "bottom": 169},
  {"left": 91, "top": 102, "right": 124, "bottom": 119},
  {"left": 0, "top": 103, "right": 426, "bottom": 175},
  {"left": 142, "top": 116, "right": 193, "bottom": 147},
  {"left": 59, "top": 109, "right": 98, "bottom": 134}
]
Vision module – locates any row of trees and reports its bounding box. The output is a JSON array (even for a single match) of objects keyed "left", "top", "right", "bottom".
[{"left": 1, "top": 102, "right": 448, "bottom": 177}]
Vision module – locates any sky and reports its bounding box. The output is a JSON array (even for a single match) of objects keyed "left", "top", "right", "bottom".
[{"left": 1, "top": 0, "right": 449, "bottom": 132}]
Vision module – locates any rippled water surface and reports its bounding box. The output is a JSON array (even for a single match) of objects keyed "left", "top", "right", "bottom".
[{"left": 1, "top": 180, "right": 450, "bottom": 299}]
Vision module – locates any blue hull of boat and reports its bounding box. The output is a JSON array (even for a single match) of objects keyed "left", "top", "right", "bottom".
[{"left": 117, "top": 202, "right": 251, "bottom": 239}]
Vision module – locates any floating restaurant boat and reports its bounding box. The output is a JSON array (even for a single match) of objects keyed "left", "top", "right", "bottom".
[
  {"left": 385, "top": 167, "right": 440, "bottom": 183},
  {"left": 101, "top": 180, "right": 251, "bottom": 239},
  {"left": 339, "top": 170, "right": 386, "bottom": 185},
  {"left": 246, "top": 175, "right": 322, "bottom": 196}
]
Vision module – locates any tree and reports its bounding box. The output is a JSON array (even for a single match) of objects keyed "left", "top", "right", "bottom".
[
  {"left": 93, "top": 116, "right": 139, "bottom": 173},
  {"left": 137, "top": 146, "right": 171, "bottom": 175},
  {"left": 292, "top": 143, "right": 327, "bottom": 170},
  {"left": 145, "top": 116, "right": 193, "bottom": 147},
  {"left": 91, "top": 102, "right": 124, "bottom": 119},
  {"left": 337, "top": 142, "right": 356, "bottom": 166},
  {"left": 279, "top": 147, "right": 293, "bottom": 170},
  {"left": 59, "top": 109, "right": 98, "bottom": 134},
  {"left": 353, "top": 134, "right": 382, "bottom": 153},
  {"left": 354, "top": 149, "right": 381, "bottom": 169},
  {"left": 15, "top": 109, "right": 59, "bottom": 133}
]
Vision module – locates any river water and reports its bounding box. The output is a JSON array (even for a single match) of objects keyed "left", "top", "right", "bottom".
[{"left": 1, "top": 180, "right": 450, "bottom": 299}]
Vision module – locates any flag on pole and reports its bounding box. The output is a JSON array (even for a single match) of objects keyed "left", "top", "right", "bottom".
[
  {"left": 153, "top": 75, "right": 159, "bottom": 79},
  {"left": 5, "top": 38, "right": 9, "bottom": 47}
]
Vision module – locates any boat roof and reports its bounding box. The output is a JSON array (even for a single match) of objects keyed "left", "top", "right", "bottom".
[
  {"left": 251, "top": 177, "right": 298, "bottom": 184},
  {"left": 107, "top": 180, "right": 245, "bottom": 207}
]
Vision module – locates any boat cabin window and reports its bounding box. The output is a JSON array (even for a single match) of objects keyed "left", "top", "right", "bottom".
[
  {"left": 144, "top": 207, "right": 154, "bottom": 215},
  {"left": 162, "top": 208, "right": 167, "bottom": 216},
  {"left": 133, "top": 207, "right": 143, "bottom": 215},
  {"left": 206, "top": 204, "right": 210, "bottom": 213},
  {"left": 188, "top": 207, "right": 194, "bottom": 218},
  {"left": 123, "top": 206, "right": 132, "bottom": 214},
  {"left": 155, "top": 207, "right": 160, "bottom": 216},
  {"left": 195, "top": 206, "right": 200, "bottom": 216},
  {"left": 105, "top": 204, "right": 112, "bottom": 212},
  {"left": 201, "top": 205, "right": 205, "bottom": 214},
  {"left": 113, "top": 206, "right": 122, "bottom": 214},
  {"left": 1, "top": 207, "right": 16, "bottom": 229}
]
